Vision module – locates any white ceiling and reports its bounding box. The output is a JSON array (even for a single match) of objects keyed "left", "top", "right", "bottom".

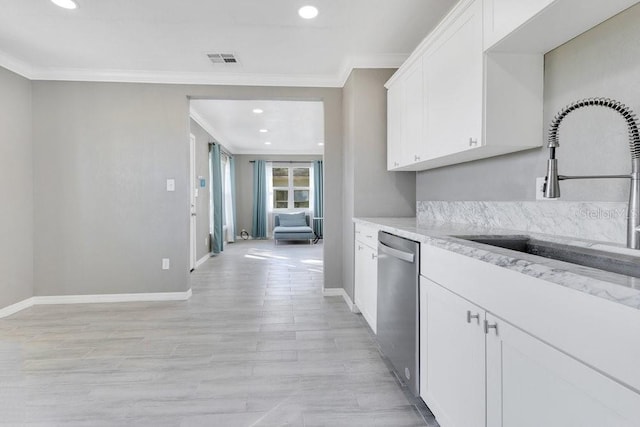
[
  {"left": 190, "top": 100, "right": 324, "bottom": 155},
  {"left": 0, "top": 0, "right": 456, "bottom": 86}
]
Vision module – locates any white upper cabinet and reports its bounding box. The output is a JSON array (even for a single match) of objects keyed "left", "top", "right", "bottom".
[
  {"left": 386, "top": 81, "right": 404, "bottom": 170},
  {"left": 483, "top": 0, "right": 554, "bottom": 50},
  {"left": 386, "top": 0, "right": 640, "bottom": 172},
  {"left": 386, "top": 59, "right": 424, "bottom": 169},
  {"left": 403, "top": 60, "right": 425, "bottom": 163},
  {"left": 424, "top": 0, "right": 483, "bottom": 159},
  {"left": 486, "top": 0, "right": 640, "bottom": 53}
]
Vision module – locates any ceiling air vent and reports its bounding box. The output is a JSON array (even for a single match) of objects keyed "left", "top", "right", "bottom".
[{"left": 207, "top": 53, "right": 239, "bottom": 64}]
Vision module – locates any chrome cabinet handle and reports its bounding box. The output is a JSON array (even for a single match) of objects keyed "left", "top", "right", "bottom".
[
  {"left": 371, "top": 253, "right": 377, "bottom": 260},
  {"left": 469, "top": 138, "right": 478, "bottom": 147},
  {"left": 365, "top": 235, "right": 373, "bottom": 238},
  {"left": 414, "top": 155, "right": 421, "bottom": 161},
  {"left": 466, "top": 310, "right": 480, "bottom": 324},
  {"left": 484, "top": 320, "right": 498, "bottom": 335}
]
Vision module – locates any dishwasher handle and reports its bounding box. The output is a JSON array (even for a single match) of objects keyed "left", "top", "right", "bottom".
[{"left": 378, "top": 241, "right": 415, "bottom": 263}]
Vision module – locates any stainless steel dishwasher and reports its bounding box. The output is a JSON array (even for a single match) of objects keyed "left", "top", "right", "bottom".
[{"left": 377, "top": 231, "right": 420, "bottom": 397}]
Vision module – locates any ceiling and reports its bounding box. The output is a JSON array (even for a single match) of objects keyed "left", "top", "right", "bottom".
[
  {"left": 0, "top": 0, "right": 456, "bottom": 87},
  {"left": 190, "top": 100, "right": 324, "bottom": 155}
]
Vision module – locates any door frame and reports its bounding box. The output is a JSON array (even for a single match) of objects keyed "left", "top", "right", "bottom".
[{"left": 189, "top": 133, "right": 197, "bottom": 271}]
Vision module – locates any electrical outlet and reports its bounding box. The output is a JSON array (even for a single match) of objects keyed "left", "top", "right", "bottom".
[
  {"left": 205, "top": 236, "right": 209, "bottom": 246},
  {"left": 166, "top": 179, "right": 175, "bottom": 192},
  {"left": 162, "top": 258, "right": 170, "bottom": 270}
]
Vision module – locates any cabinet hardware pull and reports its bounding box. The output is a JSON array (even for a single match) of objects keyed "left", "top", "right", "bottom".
[
  {"left": 358, "top": 245, "right": 363, "bottom": 251},
  {"left": 484, "top": 320, "right": 498, "bottom": 335},
  {"left": 365, "top": 235, "right": 372, "bottom": 238},
  {"left": 414, "top": 155, "right": 421, "bottom": 161},
  {"left": 466, "top": 310, "right": 480, "bottom": 324},
  {"left": 394, "top": 162, "right": 399, "bottom": 167},
  {"left": 469, "top": 137, "right": 478, "bottom": 146},
  {"left": 371, "top": 253, "right": 377, "bottom": 260}
]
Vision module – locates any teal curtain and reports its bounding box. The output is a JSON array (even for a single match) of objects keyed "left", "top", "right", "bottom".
[
  {"left": 210, "top": 144, "right": 224, "bottom": 254},
  {"left": 229, "top": 156, "right": 237, "bottom": 239},
  {"left": 313, "top": 160, "right": 324, "bottom": 237},
  {"left": 251, "top": 160, "right": 268, "bottom": 239}
]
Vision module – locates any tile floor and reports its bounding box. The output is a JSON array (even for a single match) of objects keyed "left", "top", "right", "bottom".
[{"left": 0, "top": 240, "right": 437, "bottom": 426}]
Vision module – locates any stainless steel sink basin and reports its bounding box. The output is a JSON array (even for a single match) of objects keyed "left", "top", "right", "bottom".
[{"left": 454, "top": 235, "right": 640, "bottom": 279}]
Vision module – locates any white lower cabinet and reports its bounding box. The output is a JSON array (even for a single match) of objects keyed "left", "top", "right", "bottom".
[
  {"left": 354, "top": 233, "right": 377, "bottom": 333},
  {"left": 485, "top": 312, "right": 640, "bottom": 427},
  {"left": 420, "top": 276, "right": 640, "bottom": 427},
  {"left": 421, "top": 277, "right": 485, "bottom": 427}
]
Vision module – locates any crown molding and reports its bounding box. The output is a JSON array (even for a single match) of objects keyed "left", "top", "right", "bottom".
[
  {"left": 189, "top": 109, "right": 240, "bottom": 154},
  {"left": 0, "top": 50, "right": 35, "bottom": 79},
  {"left": 0, "top": 50, "right": 404, "bottom": 88},
  {"left": 229, "top": 148, "right": 323, "bottom": 156},
  {"left": 337, "top": 53, "right": 408, "bottom": 86}
]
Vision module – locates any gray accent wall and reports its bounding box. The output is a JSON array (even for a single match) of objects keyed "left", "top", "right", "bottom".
[
  {"left": 31, "top": 82, "right": 343, "bottom": 297},
  {"left": 189, "top": 119, "right": 213, "bottom": 262},
  {"left": 342, "top": 69, "right": 416, "bottom": 300},
  {"left": 0, "top": 67, "right": 33, "bottom": 308},
  {"left": 234, "top": 154, "right": 323, "bottom": 238},
  {"left": 416, "top": 3, "right": 640, "bottom": 203}
]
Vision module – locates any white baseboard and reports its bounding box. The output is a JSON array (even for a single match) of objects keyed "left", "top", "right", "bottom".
[
  {"left": 0, "top": 289, "right": 192, "bottom": 319},
  {"left": 195, "top": 254, "right": 211, "bottom": 268},
  {"left": 0, "top": 297, "right": 36, "bottom": 319},
  {"left": 322, "top": 287, "right": 357, "bottom": 312}
]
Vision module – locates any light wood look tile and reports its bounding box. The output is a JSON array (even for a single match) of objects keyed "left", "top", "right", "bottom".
[{"left": 0, "top": 240, "right": 435, "bottom": 426}]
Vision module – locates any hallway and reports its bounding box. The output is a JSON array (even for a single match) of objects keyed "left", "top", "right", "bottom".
[{"left": 0, "top": 240, "right": 432, "bottom": 426}]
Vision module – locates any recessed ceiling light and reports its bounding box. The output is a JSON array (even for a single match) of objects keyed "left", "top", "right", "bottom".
[
  {"left": 51, "top": 0, "right": 78, "bottom": 9},
  {"left": 259, "top": 129, "right": 268, "bottom": 133},
  {"left": 318, "top": 142, "right": 325, "bottom": 146},
  {"left": 298, "top": 5, "right": 318, "bottom": 19},
  {"left": 264, "top": 142, "right": 272, "bottom": 145},
  {"left": 253, "top": 108, "right": 263, "bottom": 114}
]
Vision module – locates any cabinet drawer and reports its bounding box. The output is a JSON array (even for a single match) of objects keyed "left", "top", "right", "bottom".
[{"left": 354, "top": 223, "right": 378, "bottom": 249}]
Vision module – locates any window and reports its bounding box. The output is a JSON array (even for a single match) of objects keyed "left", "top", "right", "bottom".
[{"left": 271, "top": 165, "right": 311, "bottom": 210}]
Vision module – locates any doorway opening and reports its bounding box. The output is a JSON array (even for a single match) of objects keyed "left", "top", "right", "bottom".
[{"left": 187, "top": 98, "right": 325, "bottom": 272}]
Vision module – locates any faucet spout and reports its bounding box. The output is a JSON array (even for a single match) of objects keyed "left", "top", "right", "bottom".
[
  {"left": 628, "top": 160, "right": 640, "bottom": 249},
  {"left": 542, "top": 97, "right": 640, "bottom": 249},
  {"left": 543, "top": 157, "right": 560, "bottom": 198}
]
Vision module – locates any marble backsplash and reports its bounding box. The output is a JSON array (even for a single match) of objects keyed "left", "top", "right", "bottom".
[{"left": 417, "top": 201, "right": 628, "bottom": 245}]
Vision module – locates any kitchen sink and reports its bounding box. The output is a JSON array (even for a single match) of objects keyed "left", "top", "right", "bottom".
[{"left": 454, "top": 235, "right": 640, "bottom": 279}]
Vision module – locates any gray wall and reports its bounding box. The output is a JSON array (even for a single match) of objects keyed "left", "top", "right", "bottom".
[
  {"left": 31, "top": 82, "right": 343, "bottom": 296},
  {"left": 416, "top": 3, "right": 640, "bottom": 203},
  {"left": 189, "top": 119, "right": 213, "bottom": 262},
  {"left": 342, "top": 69, "right": 416, "bottom": 300},
  {"left": 234, "top": 154, "right": 323, "bottom": 237},
  {"left": 0, "top": 67, "right": 33, "bottom": 308}
]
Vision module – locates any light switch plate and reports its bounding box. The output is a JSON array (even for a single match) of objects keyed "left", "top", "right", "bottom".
[
  {"left": 162, "top": 258, "right": 170, "bottom": 270},
  {"left": 166, "top": 179, "right": 175, "bottom": 192}
]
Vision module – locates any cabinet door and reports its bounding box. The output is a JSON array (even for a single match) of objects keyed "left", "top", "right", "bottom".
[
  {"left": 363, "top": 245, "right": 378, "bottom": 333},
  {"left": 403, "top": 59, "right": 425, "bottom": 164},
  {"left": 354, "top": 241, "right": 377, "bottom": 333},
  {"left": 354, "top": 241, "right": 366, "bottom": 314},
  {"left": 486, "top": 313, "right": 640, "bottom": 427},
  {"left": 424, "top": 278, "right": 485, "bottom": 427},
  {"left": 386, "top": 82, "right": 404, "bottom": 170},
  {"left": 424, "top": 0, "right": 483, "bottom": 158}
]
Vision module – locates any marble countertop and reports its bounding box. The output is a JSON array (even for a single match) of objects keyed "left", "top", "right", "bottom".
[{"left": 354, "top": 217, "right": 640, "bottom": 311}]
